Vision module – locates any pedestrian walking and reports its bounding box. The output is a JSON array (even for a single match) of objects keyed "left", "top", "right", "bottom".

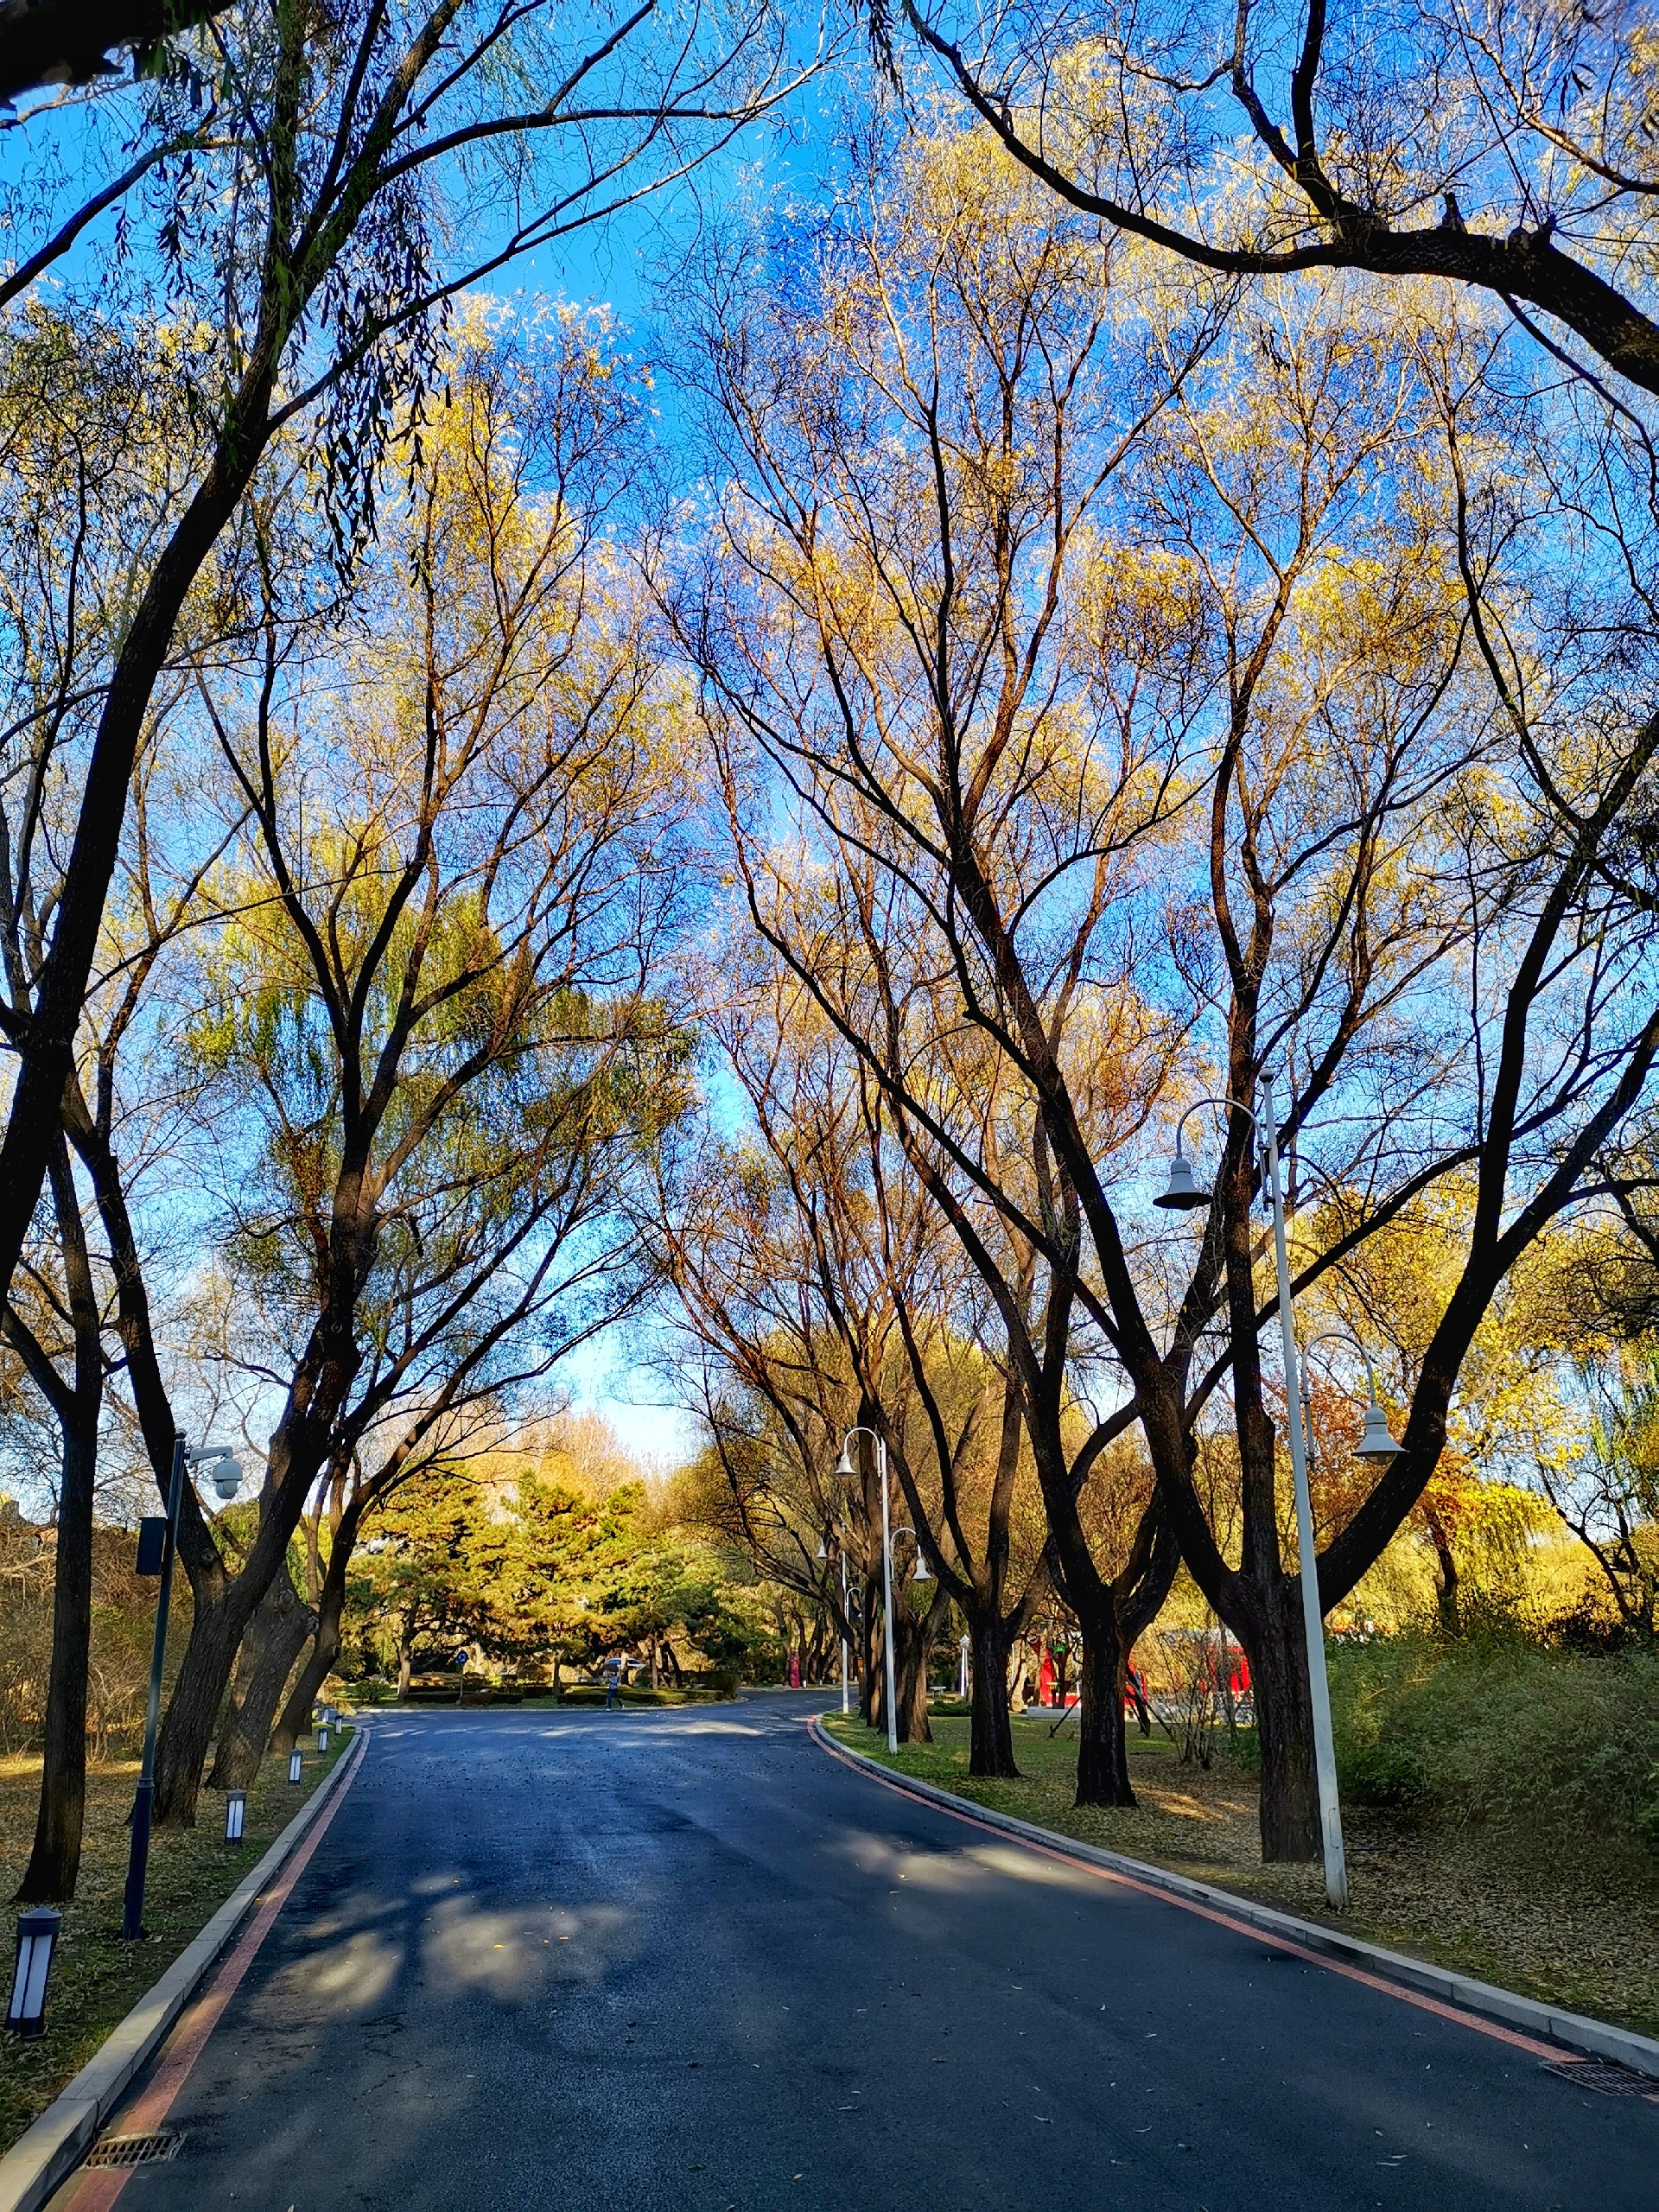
[{"left": 604, "top": 1654, "right": 622, "bottom": 1710}]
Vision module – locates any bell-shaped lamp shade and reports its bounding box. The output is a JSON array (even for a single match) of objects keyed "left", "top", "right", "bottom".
[
  {"left": 912, "top": 1551, "right": 931, "bottom": 1583},
  {"left": 207, "top": 1454, "right": 244, "bottom": 1502},
  {"left": 816, "top": 1537, "right": 827, "bottom": 1561},
  {"left": 1153, "top": 1146, "right": 1211, "bottom": 1211},
  {"left": 1357, "top": 1399, "right": 1402, "bottom": 1462},
  {"left": 225, "top": 1789, "right": 246, "bottom": 1845},
  {"left": 835, "top": 1440, "right": 856, "bottom": 1480}
]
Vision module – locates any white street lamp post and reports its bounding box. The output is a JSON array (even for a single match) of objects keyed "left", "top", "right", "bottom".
[
  {"left": 1262, "top": 1076, "right": 1348, "bottom": 1911},
  {"left": 1154, "top": 1082, "right": 1350, "bottom": 1910},
  {"left": 840, "top": 1544, "right": 851, "bottom": 1717},
  {"left": 838, "top": 1426, "right": 896, "bottom": 1752}
]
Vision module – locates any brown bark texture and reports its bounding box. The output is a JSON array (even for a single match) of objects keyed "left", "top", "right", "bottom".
[
  {"left": 210, "top": 1560, "right": 318, "bottom": 1789},
  {"left": 13, "top": 1141, "right": 105, "bottom": 1901}
]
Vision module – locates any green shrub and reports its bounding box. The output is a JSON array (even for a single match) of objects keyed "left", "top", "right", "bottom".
[{"left": 1327, "top": 1629, "right": 1659, "bottom": 1858}]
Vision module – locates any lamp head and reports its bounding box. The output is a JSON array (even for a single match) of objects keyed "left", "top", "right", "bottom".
[
  {"left": 816, "top": 1537, "right": 827, "bottom": 1561},
  {"left": 1153, "top": 1147, "right": 1211, "bottom": 1212},
  {"left": 835, "top": 1440, "right": 857, "bottom": 1480},
  {"left": 1357, "top": 1400, "right": 1402, "bottom": 1462},
  {"left": 912, "top": 1550, "right": 931, "bottom": 1584}
]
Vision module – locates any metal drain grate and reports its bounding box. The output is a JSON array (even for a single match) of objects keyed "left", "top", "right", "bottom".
[
  {"left": 84, "top": 2131, "right": 186, "bottom": 2168},
  {"left": 1545, "top": 2061, "right": 1659, "bottom": 2098}
]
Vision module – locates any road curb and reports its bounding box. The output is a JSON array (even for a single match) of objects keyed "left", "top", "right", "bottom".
[
  {"left": 0, "top": 1727, "right": 370, "bottom": 2212},
  {"left": 810, "top": 1715, "right": 1659, "bottom": 2081}
]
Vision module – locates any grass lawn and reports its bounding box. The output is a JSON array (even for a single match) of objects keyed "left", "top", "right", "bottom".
[
  {"left": 0, "top": 1730, "right": 353, "bottom": 2155},
  {"left": 823, "top": 1712, "right": 1659, "bottom": 2042}
]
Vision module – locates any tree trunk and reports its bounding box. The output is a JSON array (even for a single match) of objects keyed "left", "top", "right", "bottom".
[
  {"left": 272, "top": 1600, "right": 343, "bottom": 1759},
  {"left": 15, "top": 1422, "right": 96, "bottom": 1901},
  {"left": 1248, "top": 1592, "right": 1320, "bottom": 1861},
  {"left": 1073, "top": 1606, "right": 1135, "bottom": 1808},
  {"left": 1425, "top": 1509, "right": 1460, "bottom": 1636},
  {"left": 893, "top": 1601, "right": 932, "bottom": 1745},
  {"left": 153, "top": 1584, "right": 251, "bottom": 1825},
  {"left": 1122, "top": 1656, "right": 1152, "bottom": 1738},
  {"left": 154, "top": 1427, "right": 346, "bottom": 1824},
  {"left": 397, "top": 1635, "right": 413, "bottom": 1699},
  {"left": 870, "top": 1606, "right": 928, "bottom": 1741},
  {"left": 869, "top": 1609, "right": 888, "bottom": 1733},
  {"left": 273, "top": 1493, "right": 368, "bottom": 1758},
  {"left": 968, "top": 1613, "right": 1019, "bottom": 1777},
  {"left": 210, "top": 1562, "right": 317, "bottom": 1789},
  {"left": 15, "top": 1139, "right": 108, "bottom": 1901}
]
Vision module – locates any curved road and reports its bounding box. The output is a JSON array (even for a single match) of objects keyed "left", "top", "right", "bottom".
[{"left": 60, "top": 1694, "right": 1657, "bottom": 2211}]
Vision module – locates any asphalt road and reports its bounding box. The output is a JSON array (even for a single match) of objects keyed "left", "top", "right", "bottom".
[{"left": 64, "top": 1694, "right": 1659, "bottom": 2212}]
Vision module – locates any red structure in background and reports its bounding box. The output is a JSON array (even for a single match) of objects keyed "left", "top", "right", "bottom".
[
  {"left": 1032, "top": 1636, "right": 1254, "bottom": 1716},
  {"left": 1121, "top": 1641, "right": 1252, "bottom": 1712}
]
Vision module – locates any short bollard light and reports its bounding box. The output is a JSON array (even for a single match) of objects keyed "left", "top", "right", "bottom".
[
  {"left": 225, "top": 1789, "right": 247, "bottom": 1845},
  {"left": 289, "top": 1747, "right": 303, "bottom": 1783},
  {"left": 317, "top": 1724, "right": 329, "bottom": 1752},
  {"left": 8, "top": 1908, "right": 60, "bottom": 2037}
]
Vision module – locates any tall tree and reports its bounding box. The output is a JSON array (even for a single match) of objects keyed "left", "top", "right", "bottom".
[
  {"left": 670, "top": 944, "right": 1059, "bottom": 1771},
  {"left": 678, "top": 114, "right": 1659, "bottom": 1854},
  {"left": 143, "top": 315, "right": 692, "bottom": 1820},
  {"left": 0, "top": 0, "right": 822, "bottom": 1329},
  {"left": 0, "top": 307, "right": 252, "bottom": 1894}
]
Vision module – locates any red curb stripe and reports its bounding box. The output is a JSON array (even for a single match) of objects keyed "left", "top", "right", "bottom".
[
  {"left": 809, "top": 1717, "right": 1565, "bottom": 2064},
  {"left": 66, "top": 1734, "right": 369, "bottom": 2210}
]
